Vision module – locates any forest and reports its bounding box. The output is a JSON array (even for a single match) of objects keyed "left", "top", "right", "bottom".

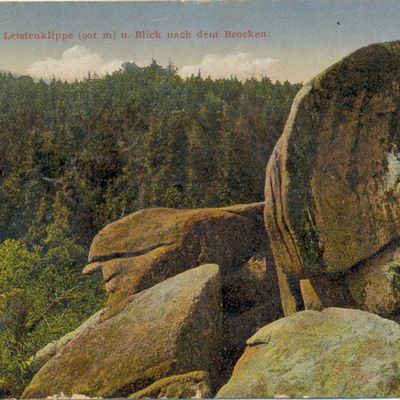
[{"left": 0, "top": 60, "right": 300, "bottom": 396}]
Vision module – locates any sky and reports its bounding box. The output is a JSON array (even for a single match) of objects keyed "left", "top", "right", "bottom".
[{"left": 1, "top": 0, "right": 400, "bottom": 83}]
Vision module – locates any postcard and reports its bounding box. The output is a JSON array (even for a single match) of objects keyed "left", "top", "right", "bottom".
[{"left": 0, "top": 0, "right": 399, "bottom": 399}]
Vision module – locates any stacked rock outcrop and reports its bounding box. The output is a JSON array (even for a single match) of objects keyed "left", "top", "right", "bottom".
[{"left": 24, "top": 203, "right": 282, "bottom": 397}]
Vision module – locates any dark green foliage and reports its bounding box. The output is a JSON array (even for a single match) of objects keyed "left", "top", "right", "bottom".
[{"left": 0, "top": 65, "right": 300, "bottom": 246}]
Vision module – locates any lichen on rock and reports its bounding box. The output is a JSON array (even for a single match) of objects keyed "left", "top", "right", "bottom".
[
  {"left": 265, "top": 40, "right": 400, "bottom": 317},
  {"left": 217, "top": 308, "right": 400, "bottom": 398}
]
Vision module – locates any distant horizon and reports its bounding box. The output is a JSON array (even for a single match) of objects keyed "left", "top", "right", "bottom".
[
  {"left": 1, "top": 1, "right": 400, "bottom": 83},
  {"left": 0, "top": 56, "right": 303, "bottom": 84}
]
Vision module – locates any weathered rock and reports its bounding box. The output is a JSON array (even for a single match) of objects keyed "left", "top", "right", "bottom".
[
  {"left": 83, "top": 202, "right": 282, "bottom": 381},
  {"left": 23, "top": 264, "right": 222, "bottom": 398},
  {"left": 222, "top": 254, "right": 279, "bottom": 315},
  {"left": 24, "top": 203, "right": 283, "bottom": 398},
  {"left": 265, "top": 41, "right": 400, "bottom": 315},
  {"left": 128, "top": 371, "right": 211, "bottom": 399},
  {"left": 85, "top": 203, "right": 267, "bottom": 308},
  {"left": 31, "top": 307, "right": 107, "bottom": 373},
  {"left": 217, "top": 308, "right": 400, "bottom": 398},
  {"left": 347, "top": 244, "right": 400, "bottom": 318}
]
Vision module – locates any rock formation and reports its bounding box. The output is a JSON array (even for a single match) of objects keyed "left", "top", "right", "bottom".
[
  {"left": 24, "top": 203, "right": 282, "bottom": 397},
  {"left": 264, "top": 41, "right": 400, "bottom": 318},
  {"left": 85, "top": 203, "right": 270, "bottom": 306},
  {"left": 217, "top": 308, "right": 400, "bottom": 398},
  {"left": 85, "top": 202, "right": 282, "bottom": 373},
  {"left": 23, "top": 264, "right": 222, "bottom": 398}
]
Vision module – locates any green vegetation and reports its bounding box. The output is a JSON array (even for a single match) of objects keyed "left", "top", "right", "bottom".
[
  {"left": 0, "top": 216, "right": 104, "bottom": 396},
  {"left": 0, "top": 60, "right": 300, "bottom": 396}
]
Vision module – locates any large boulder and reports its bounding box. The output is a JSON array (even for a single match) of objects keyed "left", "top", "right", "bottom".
[
  {"left": 84, "top": 203, "right": 282, "bottom": 381},
  {"left": 217, "top": 308, "right": 400, "bottom": 398},
  {"left": 264, "top": 41, "right": 400, "bottom": 315},
  {"left": 23, "top": 264, "right": 222, "bottom": 398},
  {"left": 85, "top": 203, "right": 269, "bottom": 308}
]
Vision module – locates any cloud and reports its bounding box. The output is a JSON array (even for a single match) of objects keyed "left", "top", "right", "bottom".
[
  {"left": 27, "top": 45, "right": 124, "bottom": 81},
  {"left": 178, "top": 52, "right": 281, "bottom": 80}
]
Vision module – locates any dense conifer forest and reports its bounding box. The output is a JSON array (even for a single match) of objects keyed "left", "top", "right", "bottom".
[{"left": 0, "top": 60, "right": 300, "bottom": 396}]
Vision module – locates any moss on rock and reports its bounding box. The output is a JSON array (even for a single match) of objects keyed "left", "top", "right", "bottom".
[
  {"left": 217, "top": 308, "right": 400, "bottom": 398},
  {"left": 128, "top": 371, "right": 211, "bottom": 399},
  {"left": 265, "top": 40, "right": 400, "bottom": 315}
]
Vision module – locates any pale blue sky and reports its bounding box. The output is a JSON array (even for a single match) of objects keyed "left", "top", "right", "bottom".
[{"left": 1, "top": 0, "right": 400, "bottom": 82}]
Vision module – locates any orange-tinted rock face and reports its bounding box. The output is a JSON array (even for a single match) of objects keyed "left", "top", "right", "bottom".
[
  {"left": 86, "top": 204, "right": 267, "bottom": 307},
  {"left": 84, "top": 203, "right": 283, "bottom": 328},
  {"left": 265, "top": 41, "right": 400, "bottom": 316}
]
